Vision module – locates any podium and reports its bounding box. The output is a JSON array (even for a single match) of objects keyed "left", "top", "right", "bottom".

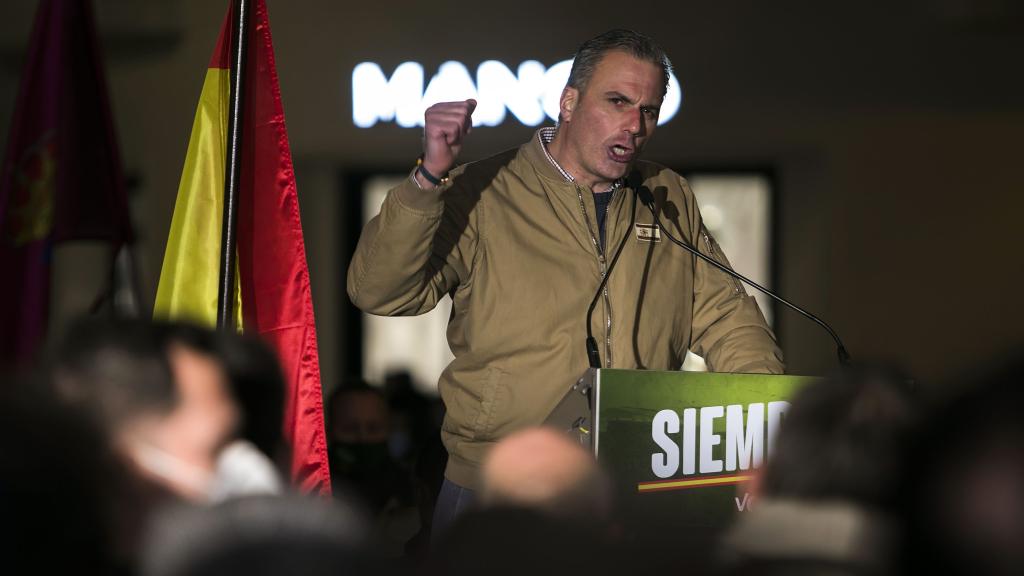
[{"left": 545, "top": 369, "right": 820, "bottom": 530}]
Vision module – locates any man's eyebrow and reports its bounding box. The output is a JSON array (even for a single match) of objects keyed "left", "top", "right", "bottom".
[
  {"left": 605, "top": 90, "right": 661, "bottom": 109},
  {"left": 605, "top": 91, "right": 635, "bottom": 105}
]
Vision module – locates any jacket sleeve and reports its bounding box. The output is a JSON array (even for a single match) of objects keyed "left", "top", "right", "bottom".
[
  {"left": 684, "top": 183, "right": 785, "bottom": 374},
  {"left": 346, "top": 171, "right": 477, "bottom": 316}
]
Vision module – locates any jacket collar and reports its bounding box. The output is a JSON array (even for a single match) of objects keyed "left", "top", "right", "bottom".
[
  {"left": 524, "top": 127, "right": 625, "bottom": 193},
  {"left": 524, "top": 127, "right": 575, "bottom": 186}
]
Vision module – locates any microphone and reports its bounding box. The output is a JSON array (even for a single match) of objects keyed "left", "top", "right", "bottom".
[
  {"left": 634, "top": 183, "right": 851, "bottom": 367},
  {"left": 585, "top": 188, "right": 638, "bottom": 368}
]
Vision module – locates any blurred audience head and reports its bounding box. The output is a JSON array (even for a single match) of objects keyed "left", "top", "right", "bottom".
[
  {"left": 329, "top": 381, "right": 391, "bottom": 445},
  {"left": 721, "top": 366, "right": 918, "bottom": 576},
  {"left": 51, "top": 317, "right": 176, "bottom": 430},
  {"left": 142, "top": 495, "right": 370, "bottom": 576},
  {"left": 758, "top": 365, "right": 918, "bottom": 509},
  {"left": 51, "top": 318, "right": 240, "bottom": 501},
  {"left": 479, "top": 426, "right": 611, "bottom": 521},
  {"left": 901, "top": 356, "right": 1024, "bottom": 576},
  {"left": 327, "top": 382, "right": 409, "bottom": 512}
]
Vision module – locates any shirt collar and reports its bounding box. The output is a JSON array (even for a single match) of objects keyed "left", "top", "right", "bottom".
[{"left": 537, "top": 127, "right": 622, "bottom": 193}]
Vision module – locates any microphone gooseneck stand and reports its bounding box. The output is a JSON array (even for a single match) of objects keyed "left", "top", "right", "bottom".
[
  {"left": 635, "top": 188, "right": 851, "bottom": 367},
  {"left": 585, "top": 188, "right": 639, "bottom": 369}
]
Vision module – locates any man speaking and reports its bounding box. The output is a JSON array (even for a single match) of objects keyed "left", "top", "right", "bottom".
[{"left": 347, "top": 29, "right": 783, "bottom": 530}]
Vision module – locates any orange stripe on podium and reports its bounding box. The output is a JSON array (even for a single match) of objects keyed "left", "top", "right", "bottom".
[{"left": 637, "top": 473, "right": 753, "bottom": 493}]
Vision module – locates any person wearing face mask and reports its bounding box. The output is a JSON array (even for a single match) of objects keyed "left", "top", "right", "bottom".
[
  {"left": 327, "top": 383, "right": 418, "bottom": 555},
  {"left": 52, "top": 320, "right": 282, "bottom": 504},
  {"left": 49, "top": 319, "right": 230, "bottom": 570},
  {"left": 347, "top": 29, "right": 784, "bottom": 536},
  {"left": 327, "top": 383, "right": 412, "bottom": 510}
]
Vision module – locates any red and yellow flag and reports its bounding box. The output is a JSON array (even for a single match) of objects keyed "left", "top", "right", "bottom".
[{"left": 155, "top": 0, "right": 331, "bottom": 494}]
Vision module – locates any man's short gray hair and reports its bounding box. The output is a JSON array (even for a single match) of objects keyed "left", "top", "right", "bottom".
[{"left": 566, "top": 29, "right": 673, "bottom": 98}]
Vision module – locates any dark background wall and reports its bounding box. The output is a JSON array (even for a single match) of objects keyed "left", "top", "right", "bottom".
[{"left": 1, "top": 0, "right": 1021, "bottom": 386}]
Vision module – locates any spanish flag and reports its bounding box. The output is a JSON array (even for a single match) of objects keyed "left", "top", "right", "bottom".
[{"left": 155, "top": 0, "right": 331, "bottom": 494}]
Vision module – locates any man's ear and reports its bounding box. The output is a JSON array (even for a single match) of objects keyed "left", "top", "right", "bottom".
[{"left": 560, "top": 87, "right": 579, "bottom": 123}]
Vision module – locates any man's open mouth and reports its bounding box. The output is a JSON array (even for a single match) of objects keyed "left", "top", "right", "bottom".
[{"left": 609, "top": 144, "right": 634, "bottom": 162}]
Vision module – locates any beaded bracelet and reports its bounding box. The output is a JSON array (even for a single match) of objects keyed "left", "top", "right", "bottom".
[{"left": 416, "top": 156, "right": 449, "bottom": 186}]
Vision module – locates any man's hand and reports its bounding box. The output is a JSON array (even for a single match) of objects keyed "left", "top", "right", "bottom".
[{"left": 418, "top": 99, "right": 476, "bottom": 189}]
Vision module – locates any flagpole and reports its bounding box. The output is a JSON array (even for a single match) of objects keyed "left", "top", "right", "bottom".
[{"left": 217, "top": 0, "right": 249, "bottom": 330}]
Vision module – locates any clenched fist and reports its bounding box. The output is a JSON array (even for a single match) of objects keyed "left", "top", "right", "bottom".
[{"left": 418, "top": 99, "right": 476, "bottom": 188}]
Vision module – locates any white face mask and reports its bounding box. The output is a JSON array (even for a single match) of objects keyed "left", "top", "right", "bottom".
[
  {"left": 130, "top": 439, "right": 284, "bottom": 503},
  {"left": 208, "top": 440, "right": 284, "bottom": 503}
]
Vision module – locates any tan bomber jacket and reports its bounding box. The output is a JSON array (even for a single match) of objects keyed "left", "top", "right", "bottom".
[{"left": 347, "top": 130, "right": 784, "bottom": 489}]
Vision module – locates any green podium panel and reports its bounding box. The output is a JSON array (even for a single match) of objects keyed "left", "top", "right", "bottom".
[{"left": 547, "top": 369, "right": 820, "bottom": 532}]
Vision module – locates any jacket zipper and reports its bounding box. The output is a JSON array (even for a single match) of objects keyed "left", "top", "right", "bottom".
[{"left": 575, "top": 186, "right": 613, "bottom": 368}]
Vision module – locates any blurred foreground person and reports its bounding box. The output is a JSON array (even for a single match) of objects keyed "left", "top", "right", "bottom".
[
  {"left": 48, "top": 319, "right": 292, "bottom": 571},
  {"left": 50, "top": 319, "right": 190, "bottom": 567},
  {"left": 142, "top": 495, "right": 373, "bottom": 576},
  {"left": 479, "top": 426, "right": 612, "bottom": 520},
  {"left": 900, "top": 357, "right": 1024, "bottom": 576},
  {"left": 53, "top": 319, "right": 241, "bottom": 502},
  {"left": 430, "top": 410, "right": 612, "bottom": 542},
  {"left": 428, "top": 427, "right": 616, "bottom": 575},
  {"left": 0, "top": 380, "right": 121, "bottom": 575},
  {"left": 54, "top": 320, "right": 286, "bottom": 502},
  {"left": 719, "top": 367, "right": 918, "bottom": 576}
]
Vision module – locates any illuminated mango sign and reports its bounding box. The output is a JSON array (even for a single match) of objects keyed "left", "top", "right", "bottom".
[{"left": 352, "top": 59, "right": 682, "bottom": 128}]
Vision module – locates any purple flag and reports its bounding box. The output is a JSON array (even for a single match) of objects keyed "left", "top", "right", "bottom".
[{"left": 0, "top": 0, "right": 132, "bottom": 366}]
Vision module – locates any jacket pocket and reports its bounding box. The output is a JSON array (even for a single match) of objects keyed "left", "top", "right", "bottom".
[{"left": 471, "top": 365, "right": 508, "bottom": 440}]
